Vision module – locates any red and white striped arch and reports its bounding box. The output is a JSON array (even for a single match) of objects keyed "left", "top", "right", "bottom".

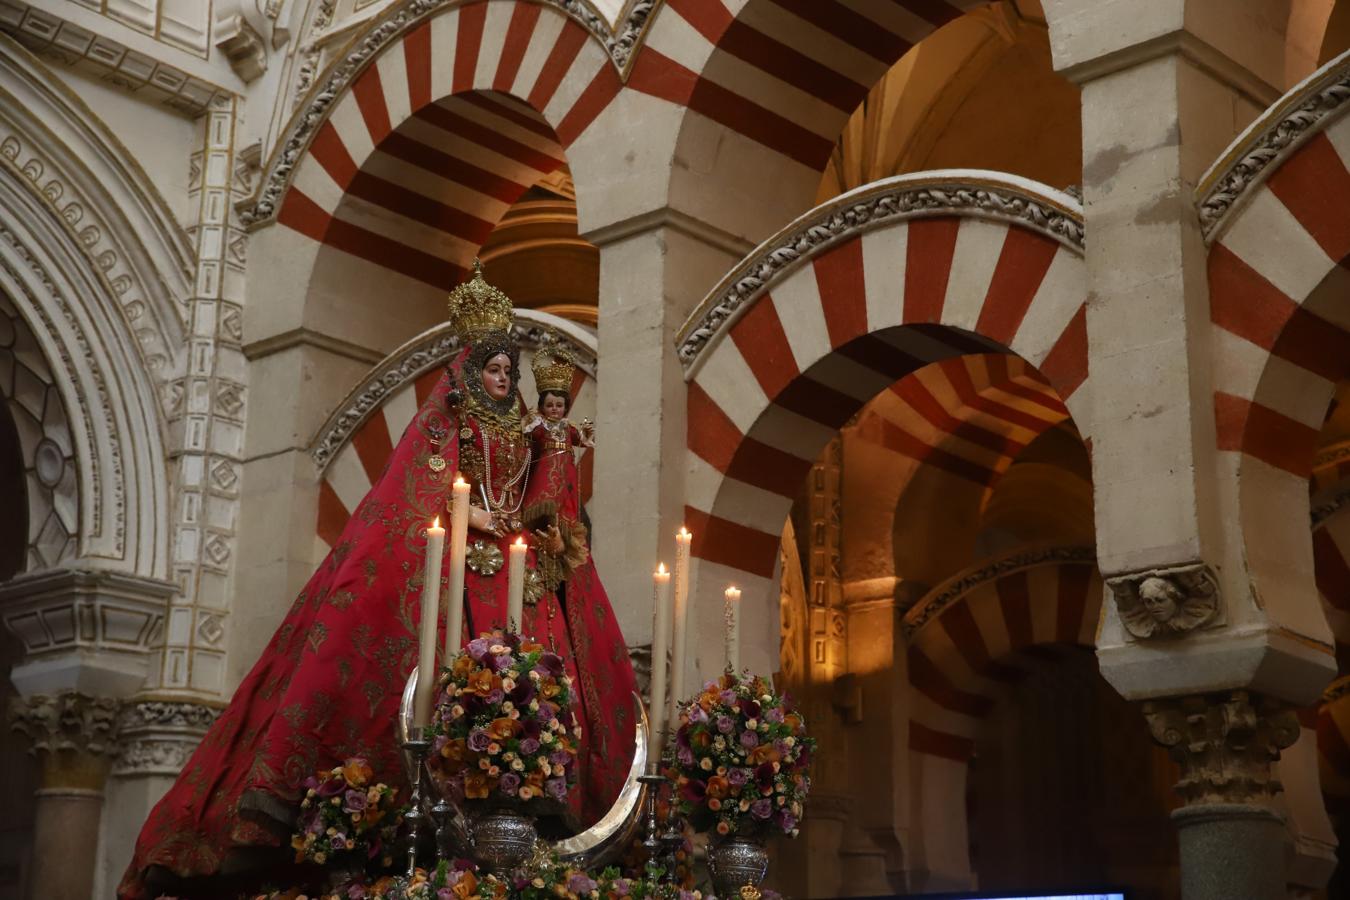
[
  {"left": 859, "top": 353, "right": 1070, "bottom": 494},
  {"left": 636, "top": 0, "right": 992, "bottom": 172},
  {"left": 677, "top": 174, "right": 1088, "bottom": 677},
  {"left": 310, "top": 313, "right": 598, "bottom": 561},
  {"left": 275, "top": 1, "right": 621, "bottom": 286},
  {"left": 1314, "top": 493, "right": 1350, "bottom": 817},
  {"left": 903, "top": 549, "right": 1101, "bottom": 883},
  {"left": 1202, "top": 53, "right": 1350, "bottom": 659}
]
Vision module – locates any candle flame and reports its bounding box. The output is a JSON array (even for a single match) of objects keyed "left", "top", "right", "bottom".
[
  {"left": 657, "top": 562, "right": 667, "bottom": 576},
  {"left": 678, "top": 527, "right": 691, "bottom": 539},
  {"left": 514, "top": 535, "right": 526, "bottom": 547},
  {"left": 453, "top": 475, "right": 467, "bottom": 487},
  {"left": 433, "top": 516, "right": 440, "bottom": 529}
]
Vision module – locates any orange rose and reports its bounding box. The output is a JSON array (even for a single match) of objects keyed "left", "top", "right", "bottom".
[
  {"left": 452, "top": 655, "right": 475, "bottom": 678},
  {"left": 706, "top": 775, "right": 730, "bottom": 799},
  {"left": 341, "top": 758, "right": 373, "bottom": 787},
  {"left": 464, "top": 772, "right": 489, "bottom": 799},
  {"left": 749, "top": 744, "right": 782, "bottom": 765},
  {"left": 521, "top": 641, "right": 544, "bottom": 653},
  {"left": 467, "top": 669, "right": 501, "bottom": 696},
  {"left": 452, "top": 871, "right": 479, "bottom": 899},
  {"left": 444, "top": 738, "right": 468, "bottom": 761},
  {"left": 784, "top": 713, "right": 803, "bottom": 733},
  {"left": 488, "top": 717, "right": 521, "bottom": 740}
]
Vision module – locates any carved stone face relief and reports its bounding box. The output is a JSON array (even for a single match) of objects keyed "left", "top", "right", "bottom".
[{"left": 1109, "top": 565, "right": 1221, "bottom": 640}]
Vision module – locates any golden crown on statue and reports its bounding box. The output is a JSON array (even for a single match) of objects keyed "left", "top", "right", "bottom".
[
  {"left": 447, "top": 259, "right": 514, "bottom": 340},
  {"left": 531, "top": 341, "right": 576, "bottom": 394}
]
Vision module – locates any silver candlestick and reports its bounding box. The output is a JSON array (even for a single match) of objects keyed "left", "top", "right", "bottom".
[{"left": 402, "top": 734, "right": 431, "bottom": 877}]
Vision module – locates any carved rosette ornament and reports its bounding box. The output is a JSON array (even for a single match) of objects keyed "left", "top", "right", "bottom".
[
  {"left": 1107, "top": 564, "right": 1221, "bottom": 640},
  {"left": 1142, "top": 691, "right": 1300, "bottom": 807},
  {"left": 113, "top": 700, "right": 221, "bottom": 776},
  {"left": 9, "top": 692, "right": 121, "bottom": 759}
]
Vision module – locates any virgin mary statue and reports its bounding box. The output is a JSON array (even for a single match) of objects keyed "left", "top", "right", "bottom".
[{"left": 119, "top": 265, "right": 638, "bottom": 899}]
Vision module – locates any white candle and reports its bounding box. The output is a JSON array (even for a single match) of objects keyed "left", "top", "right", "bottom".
[
  {"left": 506, "top": 535, "right": 526, "bottom": 630},
  {"left": 669, "top": 527, "right": 692, "bottom": 723},
  {"left": 413, "top": 517, "right": 445, "bottom": 730},
  {"left": 649, "top": 563, "right": 672, "bottom": 763},
  {"left": 444, "top": 475, "right": 471, "bottom": 658},
  {"left": 724, "top": 585, "right": 741, "bottom": 673}
]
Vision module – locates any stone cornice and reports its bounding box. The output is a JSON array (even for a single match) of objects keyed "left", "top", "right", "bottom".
[
  {"left": 242, "top": 326, "right": 386, "bottom": 364},
  {"left": 309, "top": 309, "right": 597, "bottom": 470},
  {"left": 901, "top": 545, "right": 1097, "bottom": 641},
  {"left": 239, "top": 0, "right": 658, "bottom": 230},
  {"left": 675, "top": 172, "right": 1084, "bottom": 379},
  {"left": 1197, "top": 48, "right": 1350, "bottom": 242}
]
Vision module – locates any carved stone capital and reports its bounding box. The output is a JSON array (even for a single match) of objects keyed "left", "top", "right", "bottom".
[
  {"left": 9, "top": 692, "right": 121, "bottom": 759},
  {"left": 112, "top": 699, "right": 221, "bottom": 776},
  {"left": 1143, "top": 690, "right": 1300, "bottom": 807},
  {"left": 1107, "top": 563, "right": 1221, "bottom": 641},
  {"left": 628, "top": 644, "right": 652, "bottom": 702}
]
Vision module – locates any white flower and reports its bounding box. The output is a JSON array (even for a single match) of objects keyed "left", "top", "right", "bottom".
[
  {"left": 529, "top": 670, "right": 541, "bottom": 681},
  {"left": 700, "top": 758, "right": 713, "bottom": 771},
  {"left": 511, "top": 759, "right": 524, "bottom": 771},
  {"left": 746, "top": 719, "right": 757, "bottom": 730},
  {"left": 714, "top": 737, "right": 726, "bottom": 750},
  {"left": 451, "top": 705, "right": 464, "bottom": 718},
  {"left": 529, "top": 700, "right": 539, "bottom": 711},
  {"left": 502, "top": 678, "right": 515, "bottom": 692},
  {"left": 502, "top": 701, "right": 514, "bottom": 712},
  {"left": 490, "top": 643, "right": 509, "bottom": 654},
  {"left": 784, "top": 736, "right": 795, "bottom": 747},
  {"left": 541, "top": 732, "right": 554, "bottom": 744}
]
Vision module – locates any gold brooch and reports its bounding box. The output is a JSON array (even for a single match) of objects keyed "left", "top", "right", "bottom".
[
  {"left": 428, "top": 455, "right": 447, "bottom": 473},
  {"left": 466, "top": 540, "right": 504, "bottom": 576},
  {"left": 460, "top": 427, "right": 474, "bottom": 441},
  {"left": 523, "top": 568, "right": 544, "bottom": 607}
]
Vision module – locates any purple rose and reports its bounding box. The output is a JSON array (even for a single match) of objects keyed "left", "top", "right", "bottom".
[
  {"left": 498, "top": 772, "right": 521, "bottom": 796},
  {"left": 537, "top": 702, "right": 555, "bottom": 722},
  {"left": 716, "top": 715, "right": 734, "bottom": 734},
  {"left": 437, "top": 889, "right": 455, "bottom": 900},
  {"left": 739, "top": 730, "right": 759, "bottom": 748},
  {"left": 519, "top": 737, "right": 540, "bottom": 755},
  {"left": 773, "top": 739, "right": 790, "bottom": 757},
  {"left": 776, "top": 809, "right": 797, "bottom": 831},
  {"left": 330, "top": 833, "right": 348, "bottom": 849},
  {"left": 549, "top": 750, "right": 571, "bottom": 766},
  {"left": 467, "top": 729, "right": 491, "bottom": 752},
  {"left": 466, "top": 637, "right": 491, "bottom": 661},
  {"left": 612, "top": 878, "right": 631, "bottom": 896},
  {"left": 677, "top": 746, "right": 694, "bottom": 766},
  {"left": 307, "top": 816, "right": 325, "bottom": 834},
  {"left": 343, "top": 789, "right": 367, "bottom": 812},
  {"left": 688, "top": 706, "right": 709, "bottom": 724},
  {"left": 765, "top": 707, "right": 784, "bottom": 723},
  {"left": 751, "top": 798, "right": 772, "bottom": 819},
  {"left": 302, "top": 775, "right": 320, "bottom": 792},
  {"left": 484, "top": 688, "right": 505, "bottom": 706},
  {"left": 545, "top": 778, "right": 568, "bottom": 801},
  {"left": 719, "top": 690, "right": 736, "bottom": 705},
  {"left": 490, "top": 654, "right": 513, "bottom": 673},
  {"left": 536, "top": 653, "right": 564, "bottom": 676},
  {"left": 431, "top": 734, "right": 449, "bottom": 756},
  {"left": 567, "top": 874, "right": 598, "bottom": 894},
  {"left": 727, "top": 768, "right": 749, "bottom": 787}
]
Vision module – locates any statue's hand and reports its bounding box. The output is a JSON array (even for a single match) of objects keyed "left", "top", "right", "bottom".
[{"left": 534, "top": 524, "right": 564, "bottom": 555}]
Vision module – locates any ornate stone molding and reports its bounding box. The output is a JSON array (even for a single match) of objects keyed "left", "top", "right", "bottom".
[
  {"left": 1142, "top": 690, "right": 1299, "bottom": 806},
  {"left": 113, "top": 699, "right": 221, "bottom": 776},
  {"left": 1107, "top": 563, "right": 1221, "bottom": 641},
  {"left": 9, "top": 691, "right": 121, "bottom": 758},
  {"left": 240, "top": 0, "right": 656, "bottom": 229},
  {"left": 1197, "top": 53, "right": 1350, "bottom": 240},
  {"left": 309, "top": 311, "right": 597, "bottom": 470},
  {"left": 0, "top": 568, "right": 173, "bottom": 697},
  {"left": 676, "top": 173, "right": 1084, "bottom": 376},
  {"left": 901, "top": 545, "right": 1096, "bottom": 640},
  {"left": 627, "top": 643, "right": 652, "bottom": 702}
]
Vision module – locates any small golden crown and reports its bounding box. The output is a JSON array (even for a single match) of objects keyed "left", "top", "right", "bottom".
[
  {"left": 447, "top": 259, "right": 513, "bottom": 340},
  {"left": 531, "top": 341, "right": 576, "bottom": 394}
]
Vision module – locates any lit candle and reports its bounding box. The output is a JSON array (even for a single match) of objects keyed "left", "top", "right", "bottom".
[
  {"left": 649, "top": 562, "right": 672, "bottom": 763},
  {"left": 724, "top": 585, "right": 741, "bottom": 673},
  {"left": 669, "top": 527, "right": 692, "bottom": 724},
  {"left": 506, "top": 535, "right": 526, "bottom": 630},
  {"left": 413, "top": 517, "right": 445, "bottom": 730},
  {"left": 444, "top": 475, "right": 471, "bottom": 658}
]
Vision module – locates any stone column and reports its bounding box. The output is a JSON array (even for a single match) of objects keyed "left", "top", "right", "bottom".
[
  {"left": 1142, "top": 691, "right": 1300, "bottom": 900},
  {"left": 0, "top": 568, "right": 173, "bottom": 900},
  {"left": 9, "top": 693, "right": 121, "bottom": 900}
]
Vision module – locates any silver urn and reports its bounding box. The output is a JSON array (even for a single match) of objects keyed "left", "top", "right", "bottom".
[
  {"left": 470, "top": 808, "right": 538, "bottom": 872},
  {"left": 707, "top": 833, "right": 769, "bottom": 895}
]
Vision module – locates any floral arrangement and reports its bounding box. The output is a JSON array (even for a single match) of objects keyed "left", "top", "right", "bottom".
[
  {"left": 291, "top": 758, "right": 403, "bottom": 868},
  {"left": 427, "top": 630, "right": 581, "bottom": 806},
  {"left": 663, "top": 672, "right": 814, "bottom": 839},
  {"left": 245, "top": 859, "right": 709, "bottom": 900}
]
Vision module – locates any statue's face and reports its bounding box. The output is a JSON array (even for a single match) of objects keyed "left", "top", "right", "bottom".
[
  {"left": 482, "top": 353, "right": 512, "bottom": 401},
  {"left": 541, "top": 393, "right": 567, "bottom": 421},
  {"left": 1139, "top": 578, "right": 1179, "bottom": 622}
]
